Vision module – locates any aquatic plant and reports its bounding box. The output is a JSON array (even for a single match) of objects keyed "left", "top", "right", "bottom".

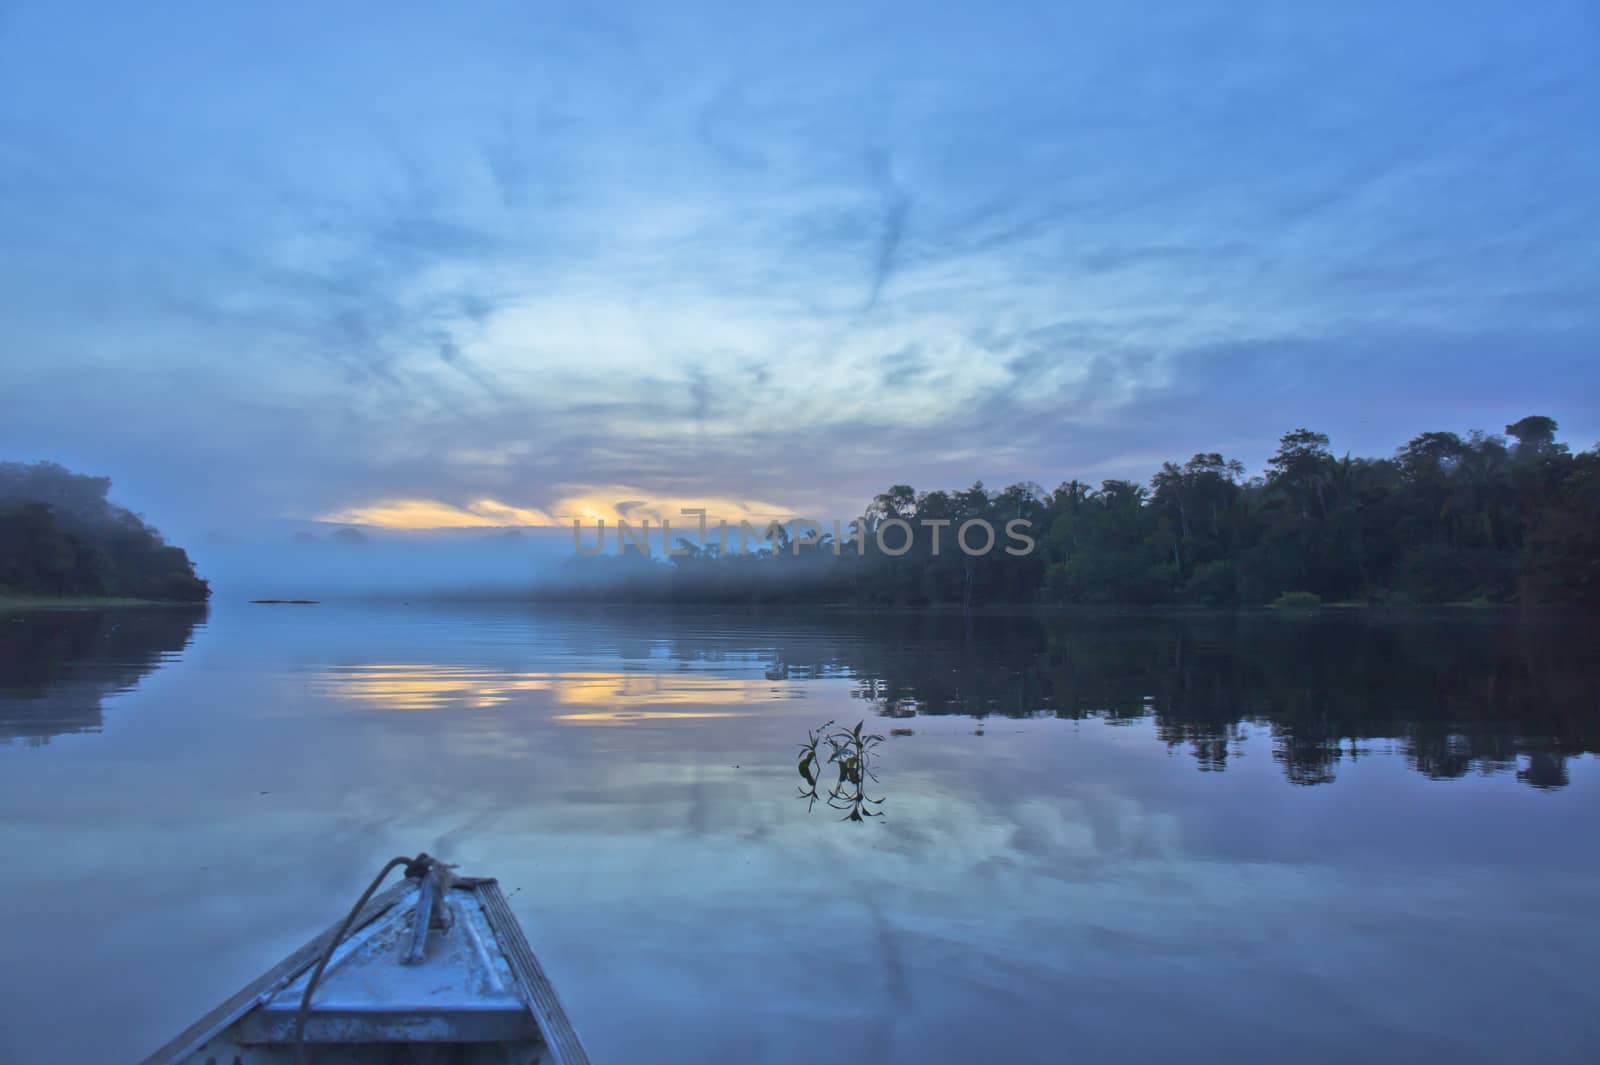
[{"left": 797, "top": 719, "right": 885, "bottom": 821}]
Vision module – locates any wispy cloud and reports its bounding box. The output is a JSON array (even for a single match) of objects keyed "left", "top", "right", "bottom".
[{"left": 0, "top": 2, "right": 1595, "bottom": 540}]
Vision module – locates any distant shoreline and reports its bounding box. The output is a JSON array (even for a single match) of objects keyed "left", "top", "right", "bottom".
[
  {"left": 0, "top": 593, "right": 1544, "bottom": 614},
  {"left": 264, "top": 595, "right": 1531, "bottom": 614}
]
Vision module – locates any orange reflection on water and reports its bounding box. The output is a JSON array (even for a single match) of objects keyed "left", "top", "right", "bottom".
[
  {"left": 551, "top": 672, "right": 764, "bottom": 708},
  {"left": 318, "top": 664, "right": 777, "bottom": 718},
  {"left": 316, "top": 664, "right": 552, "bottom": 710}
]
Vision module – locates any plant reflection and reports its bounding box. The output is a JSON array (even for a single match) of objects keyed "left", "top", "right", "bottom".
[{"left": 798, "top": 719, "right": 885, "bottom": 821}]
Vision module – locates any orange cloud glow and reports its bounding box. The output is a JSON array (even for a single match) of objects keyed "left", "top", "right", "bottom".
[
  {"left": 317, "top": 498, "right": 557, "bottom": 529},
  {"left": 317, "top": 486, "right": 798, "bottom": 530}
]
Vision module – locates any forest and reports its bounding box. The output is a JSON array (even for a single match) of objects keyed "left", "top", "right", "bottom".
[
  {"left": 543, "top": 415, "right": 1600, "bottom": 607},
  {"left": 0, "top": 462, "right": 211, "bottom": 602}
]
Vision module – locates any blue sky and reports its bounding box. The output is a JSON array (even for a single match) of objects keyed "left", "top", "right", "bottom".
[{"left": 2, "top": 1, "right": 1596, "bottom": 538}]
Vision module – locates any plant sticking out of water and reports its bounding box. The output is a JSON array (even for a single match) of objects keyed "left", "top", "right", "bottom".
[{"left": 798, "top": 719, "right": 885, "bottom": 821}]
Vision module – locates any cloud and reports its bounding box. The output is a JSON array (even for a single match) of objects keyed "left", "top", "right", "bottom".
[
  {"left": 0, "top": 1, "right": 1595, "bottom": 549},
  {"left": 318, "top": 484, "right": 803, "bottom": 530},
  {"left": 319, "top": 498, "right": 558, "bottom": 529},
  {"left": 861, "top": 148, "right": 911, "bottom": 314}
]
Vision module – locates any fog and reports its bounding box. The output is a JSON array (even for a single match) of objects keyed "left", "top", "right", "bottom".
[{"left": 192, "top": 526, "right": 584, "bottom": 601}]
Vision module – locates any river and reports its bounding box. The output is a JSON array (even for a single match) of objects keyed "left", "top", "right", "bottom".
[{"left": 1, "top": 602, "right": 1596, "bottom": 1063}]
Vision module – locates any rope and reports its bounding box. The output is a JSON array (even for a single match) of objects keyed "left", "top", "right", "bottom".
[{"left": 291, "top": 853, "right": 435, "bottom": 1065}]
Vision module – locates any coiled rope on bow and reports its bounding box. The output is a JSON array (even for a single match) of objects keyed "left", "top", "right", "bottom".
[{"left": 290, "top": 852, "right": 439, "bottom": 1065}]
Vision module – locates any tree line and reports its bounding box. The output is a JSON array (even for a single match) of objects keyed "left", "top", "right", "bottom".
[
  {"left": 0, "top": 462, "right": 211, "bottom": 602},
  {"left": 543, "top": 415, "right": 1599, "bottom": 607}
]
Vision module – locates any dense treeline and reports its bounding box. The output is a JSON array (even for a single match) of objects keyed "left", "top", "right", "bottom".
[
  {"left": 543, "top": 416, "right": 1599, "bottom": 607},
  {"left": 0, "top": 462, "right": 210, "bottom": 602}
]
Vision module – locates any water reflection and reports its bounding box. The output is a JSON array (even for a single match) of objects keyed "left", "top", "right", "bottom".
[
  {"left": 9, "top": 604, "right": 1594, "bottom": 792},
  {"left": 634, "top": 610, "right": 1598, "bottom": 790},
  {"left": 0, "top": 607, "right": 205, "bottom": 745},
  {"left": 556, "top": 710, "right": 753, "bottom": 726},
  {"left": 318, "top": 663, "right": 777, "bottom": 716},
  {"left": 316, "top": 664, "right": 554, "bottom": 709},
  {"left": 4, "top": 602, "right": 1598, "bottom": 1065}
]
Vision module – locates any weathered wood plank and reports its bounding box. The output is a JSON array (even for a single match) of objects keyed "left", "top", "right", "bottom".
[{"left": 474, "top": 881, "right": 591, "bottom": 1065}]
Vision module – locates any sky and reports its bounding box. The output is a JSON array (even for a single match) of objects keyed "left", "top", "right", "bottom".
[{"left": 2, "top": 1, "right": 1596, "bottom": 544}]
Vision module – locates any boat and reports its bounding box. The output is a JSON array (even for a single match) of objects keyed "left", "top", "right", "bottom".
[{"left": 139, "top": 854, "right": 590, "bottom": 1064}]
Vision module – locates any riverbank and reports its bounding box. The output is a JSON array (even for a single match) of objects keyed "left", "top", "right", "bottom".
[{"left": 0, "top": 594, "right": 205, "bottom": 611}]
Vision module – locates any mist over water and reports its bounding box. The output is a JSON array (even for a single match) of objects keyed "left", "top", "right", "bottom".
[
  {"left": 191, "top": 526, "right": 580, "bottom": 600},
  {"left": 2, "top": 602, "right": 1597, "bottom": 1063}
]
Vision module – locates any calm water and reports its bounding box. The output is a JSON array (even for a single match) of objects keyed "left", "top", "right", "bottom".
[{"left": 1, "top": 603, "right": 1597, "bottom": 1064}]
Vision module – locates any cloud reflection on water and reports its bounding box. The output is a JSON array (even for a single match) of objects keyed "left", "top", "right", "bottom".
[{"left": 316, "top": 663, "right": 782, "bottom": 714}]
